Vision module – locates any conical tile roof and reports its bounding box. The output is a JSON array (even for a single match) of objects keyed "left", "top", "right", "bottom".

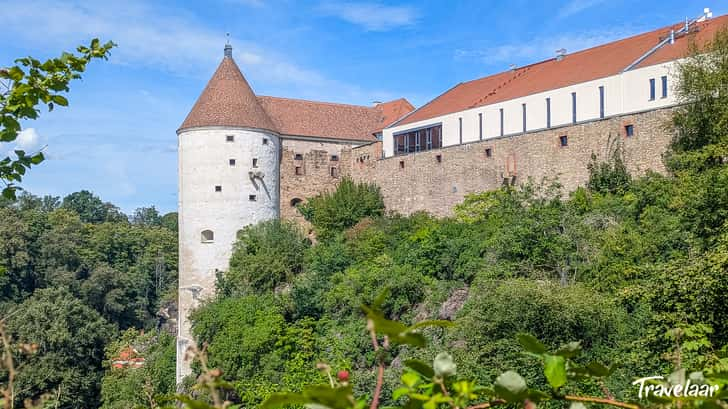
[{"left": 178, "top": 52, "right": 277, "bottom": 133}]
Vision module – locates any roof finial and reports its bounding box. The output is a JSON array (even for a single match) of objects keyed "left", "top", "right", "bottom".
[{"left": 224, "top": 33, "right": 232, "bottom": 58}]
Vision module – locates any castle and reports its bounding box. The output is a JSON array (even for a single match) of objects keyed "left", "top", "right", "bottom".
[{"left": 176, "top": 9, "right": 725, "bottom": 380}]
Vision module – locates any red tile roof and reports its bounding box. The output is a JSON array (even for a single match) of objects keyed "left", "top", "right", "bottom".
[
  {"left": 179, "top": 56, "right": 277, "bottom": 133},
  {"left": 394, "top": 14, "right": 728, "bottom": 128},
  {"left": 373, "top": 98, "right": 416, "bottom": 133},
  {"left": 179, "top": 53, "right": 413, "bottom": 142},
  {"left": 258, "top": 96, "right": 384, "bottom": 142}
]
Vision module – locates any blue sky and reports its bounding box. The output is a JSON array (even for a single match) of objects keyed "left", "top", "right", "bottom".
[{"left": 1, "top": 0, "right": 725, "bottom": 214}]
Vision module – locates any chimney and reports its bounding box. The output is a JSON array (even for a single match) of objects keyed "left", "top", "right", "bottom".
[{"left": 555, "top": 48, "right": 567, "bottom": 61}]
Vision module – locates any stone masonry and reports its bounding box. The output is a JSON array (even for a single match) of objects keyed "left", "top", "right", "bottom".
[{"left": 278, "top": 107, "right": 675, "bottom": 220}]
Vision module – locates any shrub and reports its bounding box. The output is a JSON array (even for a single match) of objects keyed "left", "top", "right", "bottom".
[
  {"left": 218, "top": 220, "right": 310, "bottom": 295},
  {"left": 299, "top": 177, "right": 385, "bottom": 240}
]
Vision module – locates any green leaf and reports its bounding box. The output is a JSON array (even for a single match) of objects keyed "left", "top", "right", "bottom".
[
  {"left": 52, "top": 95, "right": 69, "bottom": 106},
  {"left": 393, "top": 387, "right": 411, "bottom": 400},
  {"left": 517, "top": 333, "right": 547, "bottom": 354},
  {"left": 6, "top": 66, "right": 24, "bottom": 81},
  {"left": 544, "top": 354, "right": 567, "bottom": 389},
  {"left": 402, "top": 372, "right": 420, "bottom": 387},
  {"left": 433, "top": 352, "right": 457, "bottom": 377},
  {"left": 493, "top": 371, "right": 528, "bottom": 403},
  {"left": 30, "top": 153, "right": 44, "bottom": 165},
  {"left": 404, "top": 359, "right": 435, "bottom": 379}
]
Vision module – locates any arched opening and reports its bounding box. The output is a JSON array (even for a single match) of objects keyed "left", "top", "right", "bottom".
[
  {"left": 290, "top": 198, "right": 302, "bottom": 207},
  {"left": 201, "top": 230, "right": 214, "bottom": 243}
]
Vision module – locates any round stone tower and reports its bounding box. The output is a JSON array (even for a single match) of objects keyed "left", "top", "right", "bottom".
[{"left": 176, "top": 43, "right": 280, "bottom": 382}]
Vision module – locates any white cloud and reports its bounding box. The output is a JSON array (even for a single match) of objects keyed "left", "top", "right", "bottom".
[
  {"left": 15, "top": 128, "right": 44, "bottom": 151},
  {"left": 0, "top": 0, "right": 400, "bottom": 105},
  {"left": 318, "top": 2, "right": 419, "bottom": 31},
  {"left": 558, "top": 0, "right": 608, "bottom": 18},
  {"left": 455, "top": 28, "right": 639, "bottom": 66}
]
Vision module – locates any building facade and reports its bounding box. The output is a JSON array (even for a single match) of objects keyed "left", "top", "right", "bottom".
[{"left": 176, "top": 11, "right": 723, "bottom": 381}]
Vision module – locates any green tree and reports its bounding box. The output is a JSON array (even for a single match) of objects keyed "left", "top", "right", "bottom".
[
  {"left": 0, "top": 39, "right": 114, "bottom": 199},
  {"left": 100, "top": 329, "right": 176, "bottom": 409},
  {"left": 61, "top": 190, "right": 127, "bottom": 224},
  {"left": 218, "top": 220, "right": 310, "bottom": 295},
  {"left": 132, "top": 206, "right": 162, "bottom": 227},
  {"left": 160, "top": 212, "right": 178, "bottom": 232},
  {"left": 298, "top": 177, "right": 385, "bottom": 240},
  {"left": 5, "top": 287, "right": 114, "bottom": 409}
]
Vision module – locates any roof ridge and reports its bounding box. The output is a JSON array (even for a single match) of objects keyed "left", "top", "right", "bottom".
[{"left": 257, "top": 95, "right": 376, "bottom": 110}]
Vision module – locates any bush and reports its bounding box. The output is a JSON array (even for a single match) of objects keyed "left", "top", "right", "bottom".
[
  {"left": 218, "top": 220, "right": 310, "bottom": 295},
  {"left": 299, "top": 177, "right": 385, "bottom": 240}
]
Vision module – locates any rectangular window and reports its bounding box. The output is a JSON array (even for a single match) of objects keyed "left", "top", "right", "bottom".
[
  {"left": 479, "top": 113, "right": 483, "bottom": 140},
  {"left": 330, "top": 155, "right": 339, "bottom": 161},
  {"left": 393, "top": 124, "right": 442, "bottom": 156},
  {"left": 560, "top": 135, "right": 568, "bottom": 147},
  {"left": 435, "top": 154, "right": 442, "bottom": 163},
  {"left": 522, "top": 103, "right": 527, "bottom": 133},
  {"left": 649, "top": 78, "right": 656, "bottom": 100},
  {"left": 485, "top": 148, "right": 492, "bottom": 158},
  {"left": 399, "top": 160, "right": 405, "bottom": 169},
  {"left": 226, "top": 135, "right": 234, "bottom": 142},
  {"left": 625, "top": 124, "right": 634, "bottom": 137},
  {"left": 229, "top": 159, "right": 236, "bottom": 166},
  {"left": 295, "top": 166, "right": 303, "bottom": 175},
  {"left": 294, "top": 153, "right": 303, "bottom": 160},
  {"left": 499, "top": 108, "right": 504, "bottom": 136},
  {"left": 599, "top": 86, "right": 605, "bottom": 119},
  {"left": 661, "top": 76, "right": 668, "bottom": 98},
  {"left": 252, "top": 158, "right": 258, "bottom": 168},
  {"left": 262, "top": 138, "right": 268, "bottom": 145},
  {"left": 249, "top": 195, "right": 257, "bottom": 201},
  {"left": 215, "top": 185, "right": 222, "bottom": 192},
  {"left": 330, "top": 167, "right": 338, "bottom": 177},
  {"left": 546, "top": 98, "right": 551, "bottom": 128},
  {"left": 571, "top": 92, "right": 577, "bottom": 123},
  {"left": 458, "top": 117, "right": 463, "bottom": 144}
]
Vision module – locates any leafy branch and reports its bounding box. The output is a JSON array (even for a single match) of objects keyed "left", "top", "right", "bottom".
[{"left": 0, "top": 38, "right": 115, "bottom": 199}]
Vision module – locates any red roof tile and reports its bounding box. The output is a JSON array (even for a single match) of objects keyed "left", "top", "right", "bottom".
[
  {"left": 179, "top": 56, "right": 277, "bottom": 133},
  {"left": 373, "top": 98, "right": 415, "bottom": 133},
  {"left": 395, "top": 14, "right": 728, "bottom": 127},
  {"left": 258, "top": 96, "right": 410, "bottom": 142}
]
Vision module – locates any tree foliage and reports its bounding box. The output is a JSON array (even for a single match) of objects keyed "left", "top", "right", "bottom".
[
  {"left": 298, "top": 177, "right": 385, "bottom": 240},
  {"left": 0, "top": 39, "right": 114, "bottom": 199}
]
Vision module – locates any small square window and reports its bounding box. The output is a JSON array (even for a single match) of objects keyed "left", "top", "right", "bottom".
[
  {"left": 249, "top": 194, "right": 257, "bottom": 201},
  {"left": 226, "top": 135, "right": 234, "bottom": 142},
  {"left": 436, "top": 154, "right": 442, "bottom": 163},
  {"left": 399, "top": 160, "right": 405, "bottom": 169},
  {"left": 229, "top": 159, "right": 236, "bottom": 166},
  {"left": 252, "top": 158, "right": 258, "bottom": 168},
  {"left": 294, "top": 153, "right": 303, "bottom": 160},
  {"left": 330, "top": 155, "right": 339, "bottom": 161},
  {"left": 262, "top": 138, "right": 268, "bottom": 145},
  {"left": 295, "top": 166, "right": 303, "bottom": 175},
  {"left": 330, "top": 167, "right": 339, "bottom": 177},
  {"left": 559, "top": 135, "right": 568, "bottom": 147},
  {"left": 625, "top": 124, "right": 634, "bottom": 137},
  {"left": 215, "top": 185, "right": 222, "bottom": 192},
  {"left": 485, "top": 148, "right": 492, "bottom": 158}
]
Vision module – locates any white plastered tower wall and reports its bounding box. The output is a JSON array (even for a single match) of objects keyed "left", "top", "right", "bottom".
[
  {"left": 175, "top": 43, "right": 282, "bottom": 382},
  {"left": 176, "top": 126, "right": 280, "bottom": 381}
]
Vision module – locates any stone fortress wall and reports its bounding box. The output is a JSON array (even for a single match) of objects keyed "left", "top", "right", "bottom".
[{"left": 279, "top": 107, "right": 674, "bottom": 220}]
